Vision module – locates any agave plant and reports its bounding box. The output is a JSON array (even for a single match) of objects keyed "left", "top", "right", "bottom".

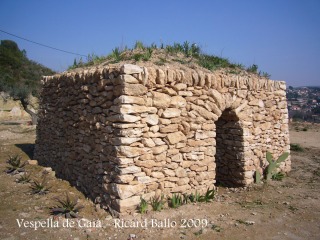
[
  {"left": 169, "top": 193, "right": 183, "bottom": 208},
  {"left": 138, "top": 197, "right": 148, "bottom": 214},
  {"left": 51, "top": 193, "right": 84, "bottom": 218},
  {"left": 16, "top": 172, "right": 32, "bottom": 184},
  {"left": 150, "top": 195, "right": 165, "bottom": 211},
  {"left": 189, "top": 191, "right": 201, "bottom": 203},
  {"left": 6, "top": 155, "right": 27, "bottom": 174},
  {"left": 30, "top": 175, "right": 51, "bottom": 195},
  {"left": 199, "top": 188, "right": 215, "bottom": 203}
]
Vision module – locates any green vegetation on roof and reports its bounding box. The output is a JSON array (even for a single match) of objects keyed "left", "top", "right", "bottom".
[{"left": 68, "top": 41, "right": 271, "bottom": 78}]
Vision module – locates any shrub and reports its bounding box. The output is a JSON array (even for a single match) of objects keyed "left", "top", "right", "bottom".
[
  {"left": 134, "top": 41, "right": 145, "bottom": 50},
  {"left": 51, "top": 193, "right": 84, "bottom": 218},
  {"left": 197, "top": 54, "right": 237, "bottom": 71},
  {"left": 290, "top": 143, "right": 304, "bottom": 152},
  {"left": 142, "top": 48, "right": 153, "bottom": 61},
  {"left": 271, "top": 172, "right": 286, "bottom": 181},
  {"left": 247, "top": 64, "right": 258, "bottom": 73},
  {"left": 110, "top": 47, "right": 122, "bottom": 62},
  {"left": 260, "top": 71, "right": 271, "bottom": 78},
  {"left": 133, "top": 53, "right": 143, "bottom": 61},
  {"left": 155, "top": 57, "right": 167, "bottom": 66}
]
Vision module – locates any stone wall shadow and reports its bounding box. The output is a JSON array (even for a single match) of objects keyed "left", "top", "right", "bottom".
[{"left": 15, "top": 144, "right": 34, "bottom": 159}]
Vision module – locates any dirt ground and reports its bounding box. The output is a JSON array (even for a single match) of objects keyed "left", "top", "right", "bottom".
[{"left": 0, "top": 121, "right": 319, "bottom": 240}]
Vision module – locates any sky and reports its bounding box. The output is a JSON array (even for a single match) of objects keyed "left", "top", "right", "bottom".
[{"left": 0, "top": 0, "right": 319, "bottom": 87}]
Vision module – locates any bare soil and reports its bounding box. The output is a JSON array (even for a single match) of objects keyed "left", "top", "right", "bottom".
[{"left": 0, "top": 122, "right": 319, "bottom": 240}]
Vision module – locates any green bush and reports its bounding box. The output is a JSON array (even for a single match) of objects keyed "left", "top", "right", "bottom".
[
  {"left": 290, "top": 143, "right": 304, "bottom": 152},
  {"left": 134, "top": 41, "right": 145, "bottom": 50},
  {"left": 271, "top": 172, "right": 286, "bottom": 181},
  {"left": 110, "top": 47, "right": 122, "bottom": 62},
  {"left": 247, "top": 64, "right": 258, "bottom": 73}
]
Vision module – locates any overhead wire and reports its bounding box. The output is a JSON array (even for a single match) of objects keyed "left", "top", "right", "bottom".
[{"left": 0, "top": 29, "right": 87, "bottom": 58}]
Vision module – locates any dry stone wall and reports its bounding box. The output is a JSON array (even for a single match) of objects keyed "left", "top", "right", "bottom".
[{"left": 34, "top": 63, "right": 291, "bottom": 216}]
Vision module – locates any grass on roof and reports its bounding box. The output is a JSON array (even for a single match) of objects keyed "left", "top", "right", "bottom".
[{"left": 68, "top": 41, "right": 270, "bottom": 78}]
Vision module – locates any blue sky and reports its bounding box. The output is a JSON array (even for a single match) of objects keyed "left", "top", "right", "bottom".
[{"left": 0, "top": 0, "right": 319, "bottom": 87}]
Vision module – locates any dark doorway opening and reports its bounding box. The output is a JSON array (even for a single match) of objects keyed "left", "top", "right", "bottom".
[{"left": 215, "top": 108, "right": 245, "bottom": 187}]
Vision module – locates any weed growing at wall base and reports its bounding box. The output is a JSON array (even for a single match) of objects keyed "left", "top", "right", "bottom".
[
  {"left": 138, "top": 197, "right": 148, "bottom": 214},
  {"left": 51, "top": 193, "right": 84, "bottom": 218},
  {"left": 169, "top": 193, "right": 183, "bottom": 208},
  {"left": 290, "top": 143, "right": 304, "bottom": 152},
  {"left": 151, "top": 195, "right": 165, "bottom": 211}
]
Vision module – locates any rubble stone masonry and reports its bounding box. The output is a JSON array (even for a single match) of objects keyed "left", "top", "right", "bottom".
[{"left": 34, "top": 63, "right": 291, "bottom": 215}]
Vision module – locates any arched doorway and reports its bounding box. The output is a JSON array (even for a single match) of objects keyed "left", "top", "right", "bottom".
[{"left": 215, "top": 108, "right": 245, "bottom": 187}]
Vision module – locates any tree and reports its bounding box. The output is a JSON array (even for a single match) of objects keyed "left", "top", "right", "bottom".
[{"left": 0, "top": 40, "right": 55, "bottom": 124}]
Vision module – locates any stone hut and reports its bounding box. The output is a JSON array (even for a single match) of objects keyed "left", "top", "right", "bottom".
[{"left": 34, "top": 63, "right": 291, "bottom": 215}]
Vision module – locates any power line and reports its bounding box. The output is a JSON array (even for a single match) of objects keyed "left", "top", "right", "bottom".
[{"left": 0, "top": 29, "right": 87, "bottom": 58}]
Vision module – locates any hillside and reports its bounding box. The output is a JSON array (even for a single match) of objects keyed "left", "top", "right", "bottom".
[
  {"left": 0, "top": 40, "right": 55, "bottom": 124},
  {"left": 0, "top": 40, "right": 55, "bottom": 94}
]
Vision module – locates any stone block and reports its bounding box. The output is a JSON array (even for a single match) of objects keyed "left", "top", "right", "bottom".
[
  {"left": 107, "top": 114, "right": 141, "bottom": 123},
  {"left": 151, "top": 171, "right": 165, "bottom": 178},
  {"left": 116, "top": 166, "right": 142, "bottom": 175},
  {"left": 121, "top": 64, "right": 143, "bottom": 74},
  {"left": 175, "top": 167, "right": 187, "bottom": 177},
  {"left": 152, "top": 92, "right": 171, "bottom": 108},
  {"left": 114, "top": 83, "right": 147, "bottom": 96},
  {"left": 142, "top": 138, "right": 156, "bottom": 147},
  {"left": 160, "top": 124, "right": 178, "bottom": 133},
  {"left": 115, "top": 146, "right": 147, "bottom": 157},
  {"left": 113, "top": 74, "right": 139, "bottom": 85},
  {"left": 170, "top": 96, "right": 187, "bottom": 108},
  {"left": 114, "top": 95, "right": 145, "bottom": 105},
  {"left": 162, "top": 108, "right": 181, "bottom": 118},
  {"left": 166, "top": 131, "right": 186, "bottom": 144},
  {"left": 27, "top": 160, "right": 38, "bottom": 165},
  {"left": 145, "top": 114, "right": 159, "bottom": 125},
  {"left": 115, "top": 196, "right": 141, "bottom": 213},
  {"left": 152, "top": 145, "right": 168, "bottom": 155}
]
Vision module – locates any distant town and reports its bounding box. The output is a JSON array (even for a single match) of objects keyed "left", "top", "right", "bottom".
[{"left": 287, "top": 86, "right": 320, "bottom": 122}]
